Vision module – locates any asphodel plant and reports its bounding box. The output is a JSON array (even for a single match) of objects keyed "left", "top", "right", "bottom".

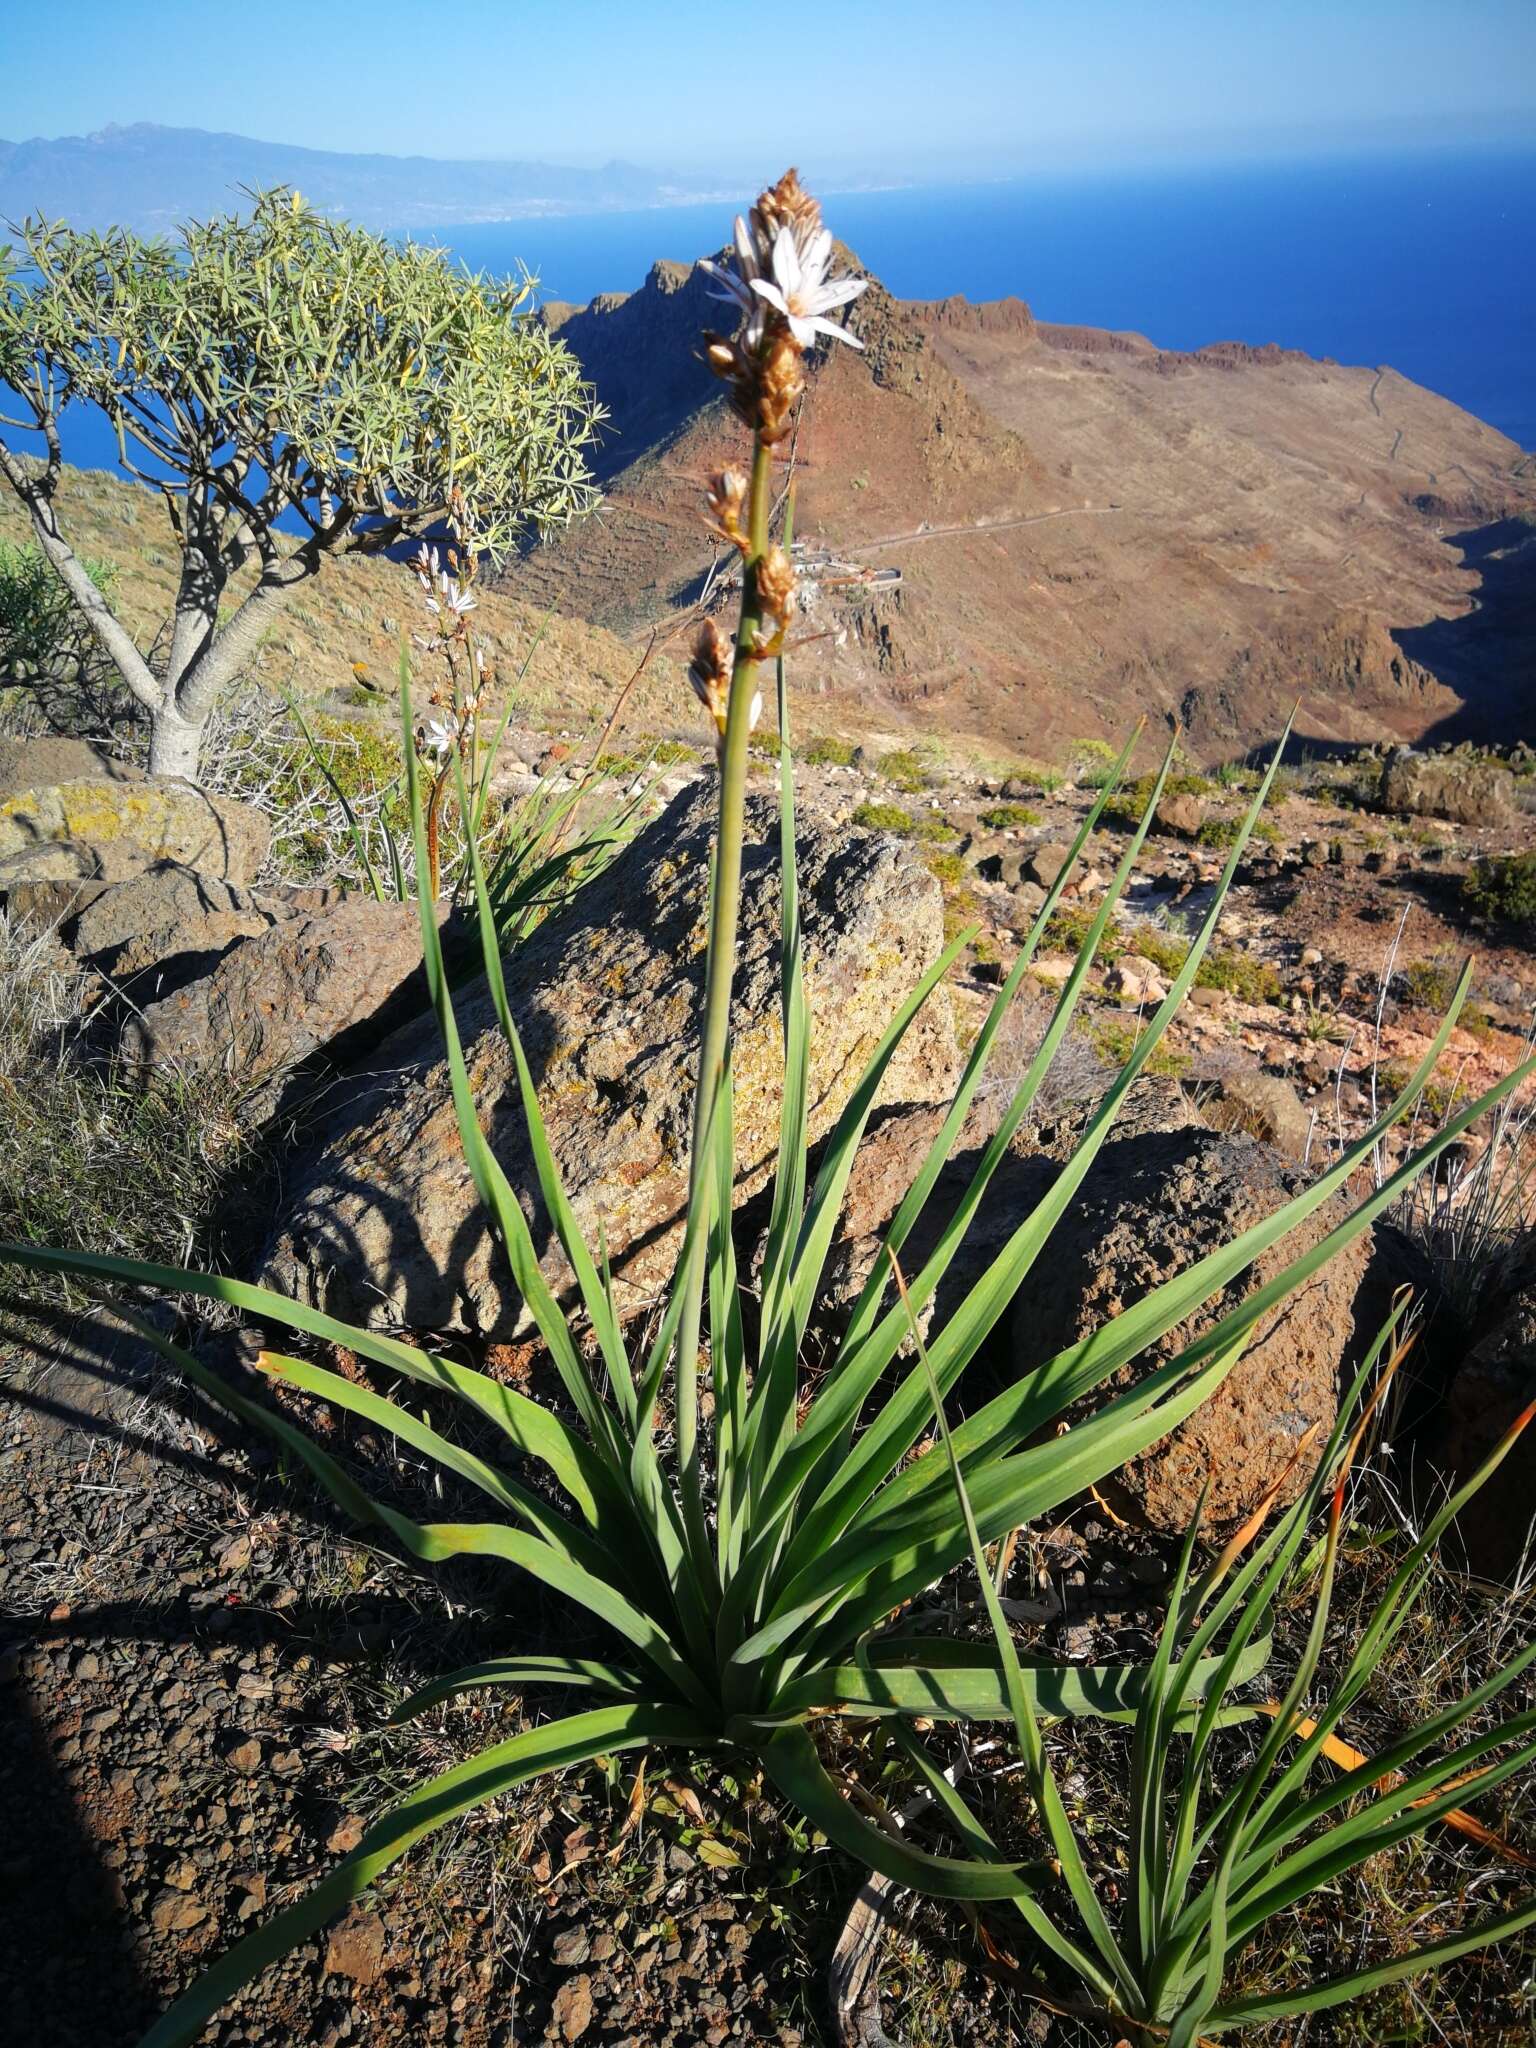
[
  {"left": 906, "top": 1293, "right": 1536, "bottom": 2043},
  {"left": 3, "top": 173, "right": 1532, "bottom": 2047}
]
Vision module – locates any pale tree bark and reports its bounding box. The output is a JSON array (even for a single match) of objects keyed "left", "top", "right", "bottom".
[{"left": 0, "top": 436, "right": 353, "bottom": 784}]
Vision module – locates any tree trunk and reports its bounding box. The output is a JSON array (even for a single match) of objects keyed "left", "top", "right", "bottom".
[{"left": 147, "top": 706, "right": 205, "bottom": 781}]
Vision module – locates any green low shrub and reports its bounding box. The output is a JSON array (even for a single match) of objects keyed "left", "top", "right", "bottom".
[
  {"left": 799, "top": 732, "right": 858, "bottom": 767},
  {"left": 878, "top": 745, "right": 934, "bottom": 793},
  {"left": 1399, "top": 956, "right": 1462, "bottom": 1013},
  {"left": 1003, "top": 756, "right": 1065, "bottom": 794},
  {"left": 979, "top": 803, "right": 1043, "bottom": 830},
  {"left": 1196, "top": 813, "right": 1281, "bottom": 849},
  {"left": 852, "top": 798, "right": 916, "bottom": 833},
  {"left": 1070, "top": 737, "right": 1120, "bottom": 787},
  {"left": 1195, "top": 946, "right": 1285, "bottom": 1005},
  {"left": 1463, "top": 852, "right": 1536, "bottom": 930}
]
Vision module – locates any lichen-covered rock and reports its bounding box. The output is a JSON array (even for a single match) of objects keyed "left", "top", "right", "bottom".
[
  {"left": 0, "top": 778, "right": 269, "bottom": 885},
  {"left": 0, "top": 873, "right": 113, "bottom": 930},
  {"left": 262, "top": 785, "right": 960, "bottom": 1336},
  {"left": 124, "top": 897, "right": 441, "bottom": 1120},
  {"left": 1009, "top": 1123, "right": 1370, "bottom": 1531},
  {"left": 1380, "top": 751, "right": 1516, "bottom": 828}
]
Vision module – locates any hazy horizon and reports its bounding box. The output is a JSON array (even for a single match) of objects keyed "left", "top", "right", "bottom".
[{"left": 3, "top": 0, "right": 1533, "bottom": 191}]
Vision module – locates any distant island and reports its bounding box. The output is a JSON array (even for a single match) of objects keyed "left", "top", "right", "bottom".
[{"left": 0, "top": 123, "right": 732, "bottom": 234}]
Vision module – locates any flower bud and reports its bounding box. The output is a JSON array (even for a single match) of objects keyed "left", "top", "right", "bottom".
[
  {"left": 756, "top": 331, "right": 805, "bottom": 445},
  {"left": 688, "top": 620, "right": 733, "bottom": 742},
  {"left": 756, "top": 544, "right": 796, "bottom": 628},
  {"left": 706, "top": 468, "right": 749, "bottom": 546}
]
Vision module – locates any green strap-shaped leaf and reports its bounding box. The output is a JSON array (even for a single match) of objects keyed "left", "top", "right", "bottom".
[
  {"left": 0, "top": 1240, "right": 612, "bottom": 1527},
  {"left": 772, "top": 1632, "right": 1271, "bottom": 1722},
  {"left": 749, "top": 1721, "right": 1051, "bottom": 1901},
  {"left": 1205, "top": 1894, "right": 1536, "bottom": 2033},
  {"left": 136, "top": 1702, "right": 712, "bottom": 2048},
  {"left": 401, "top": 662, "right": 627, "bottom": 1472},
  {"left": 750, "top": 1340, "right": 1243, "bottom": 1675},
  {"left": 452, "top": 746, "right": 637, "bottom": 1428},
  {"left": 742, "top": 923, "right": 973, "bottom": 1499},
  {"left": 390, "top": 1655, "right": 645, "bottom": 1720},
  {"left": 255, "top": 1350, "right": 647, "bottom": 1598}
]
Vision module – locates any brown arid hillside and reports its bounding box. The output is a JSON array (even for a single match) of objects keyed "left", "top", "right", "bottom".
[
  {"left": 505, "top": 252, "right": 1536, "bottom": 765},
  {"left": 0, "top": 462, "right": 690, "bottom": 747}
]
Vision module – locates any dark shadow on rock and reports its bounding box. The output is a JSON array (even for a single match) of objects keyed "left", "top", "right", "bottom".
[{"left": 1396, "top": 518, "right": 1536, "bottom": 746}]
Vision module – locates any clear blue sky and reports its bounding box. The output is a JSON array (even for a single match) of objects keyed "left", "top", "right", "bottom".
[{"left": 2, "top": 0, "right": 1533, "bottom": 180}]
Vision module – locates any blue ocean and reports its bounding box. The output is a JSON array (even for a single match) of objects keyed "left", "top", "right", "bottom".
[{"left": 43, "top": 148, "right": 1536, "bottom": 474}]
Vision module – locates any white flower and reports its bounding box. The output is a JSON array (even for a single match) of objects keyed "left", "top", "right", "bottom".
[
  {"left": 419, "top": 716, "right": 456, "bottom": 760},
  {"left": 425, "top": 576, "right": 476, "bottom": 619},
  {"left": 699, "top": 215, "right": 768, "bottom": 350},
  {"left": 750, "top": 226, "right": 867, "bottom": 350}
]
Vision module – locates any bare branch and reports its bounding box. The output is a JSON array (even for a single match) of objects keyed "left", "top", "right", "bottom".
[{"left": 0, "top": 434, "right": 163, "bottom": 715}]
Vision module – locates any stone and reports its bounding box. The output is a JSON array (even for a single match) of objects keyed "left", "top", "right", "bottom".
[
  {"left": 1380, "top": 751, "right": 1516, "bottom": 828},
  {"left": 70, "top": 865, "right": 273, "bottom": 962},
  {"left": 1024, "top": 842, "right": 1073, "bottom": 889},
  {"left": 0, "top": 737, "right": 144, "bottom": 801},
  {"left": 122, "top": 896, "right": 444, "bottom": 1118},
  {"left": 1010, "top": 878, "right": 1048, "bottom": 920},
  {"left": 324, "top": 1909, "right": 387, "bottom": 1985},
  {"left": 263, "top": 785, "right": 960, "bottom": 1337},
  {"left": 0, "top": 778, "right": 270, "bottom": 885},
  {"left": 222, "top": 1734, "right": 262, "bottom": 1775},
  {"left": 150, "top": 1889, "right": 209, "bottom": 1934},
  {"left": 551, "top": 1975, "right": 595, "bottom": 2042},
  {"left": 1008, "top": 1124, "right": 1371, "bottom": 1531},
  {"left": 326, "top": 1813, "right": 367, "bottom": 1856},
  {"left": 1157, "top": 793, "right": 1206, "bottom": 838},
  {"left": 0, "top": 874, "right": 113, "bottom": 930},
  {"left": 1105, "top": 954, "right": 1169, "bottom": 1005},
  {"left": 1200, "top": 1070, "right": 1314, "bottom": 1162}
]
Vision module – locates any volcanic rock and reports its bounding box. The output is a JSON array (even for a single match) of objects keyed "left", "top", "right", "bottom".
[
  {"left": 1381, "top": 750, "right": 1517, "bottom": 828},
  {"left": 262, "top": 785, "right": 960, "bottom": 1336},
  {"left": 1008, "top": 1124, "right": 1371, "bottom": 1531}
]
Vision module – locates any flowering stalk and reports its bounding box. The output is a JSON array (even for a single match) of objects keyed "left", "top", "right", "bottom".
[
  {"left": 410, "top": 508, "right": 489, "bottom": 897},
  {"left": 674, "top": 171, "right": 867, "bottom": 1569}
]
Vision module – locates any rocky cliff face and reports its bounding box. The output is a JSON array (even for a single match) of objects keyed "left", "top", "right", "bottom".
[{"left": 504, "top": 252, "right": 1535, "bottom": 763}]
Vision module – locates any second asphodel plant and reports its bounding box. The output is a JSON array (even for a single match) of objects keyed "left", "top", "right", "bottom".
[{"left": 4, "top": 174, "right": 1532, "bottom": 2046}]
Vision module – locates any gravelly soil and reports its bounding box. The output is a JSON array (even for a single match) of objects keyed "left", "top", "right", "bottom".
[{"left": 0, "top": 1312, "right": 829, "bottom": 2048}]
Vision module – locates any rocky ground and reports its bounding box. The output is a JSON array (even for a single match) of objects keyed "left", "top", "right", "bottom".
[{"left": 2, "top": 724, "right": 1535, "bottom": 2045}]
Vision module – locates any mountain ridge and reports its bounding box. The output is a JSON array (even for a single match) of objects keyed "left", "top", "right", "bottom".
[
  {"left": 503, "top": 248, "right": 1535, "bottom": 761},
  {"left": 0, "top": 123, "right": 726, "bottom": 234}
]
